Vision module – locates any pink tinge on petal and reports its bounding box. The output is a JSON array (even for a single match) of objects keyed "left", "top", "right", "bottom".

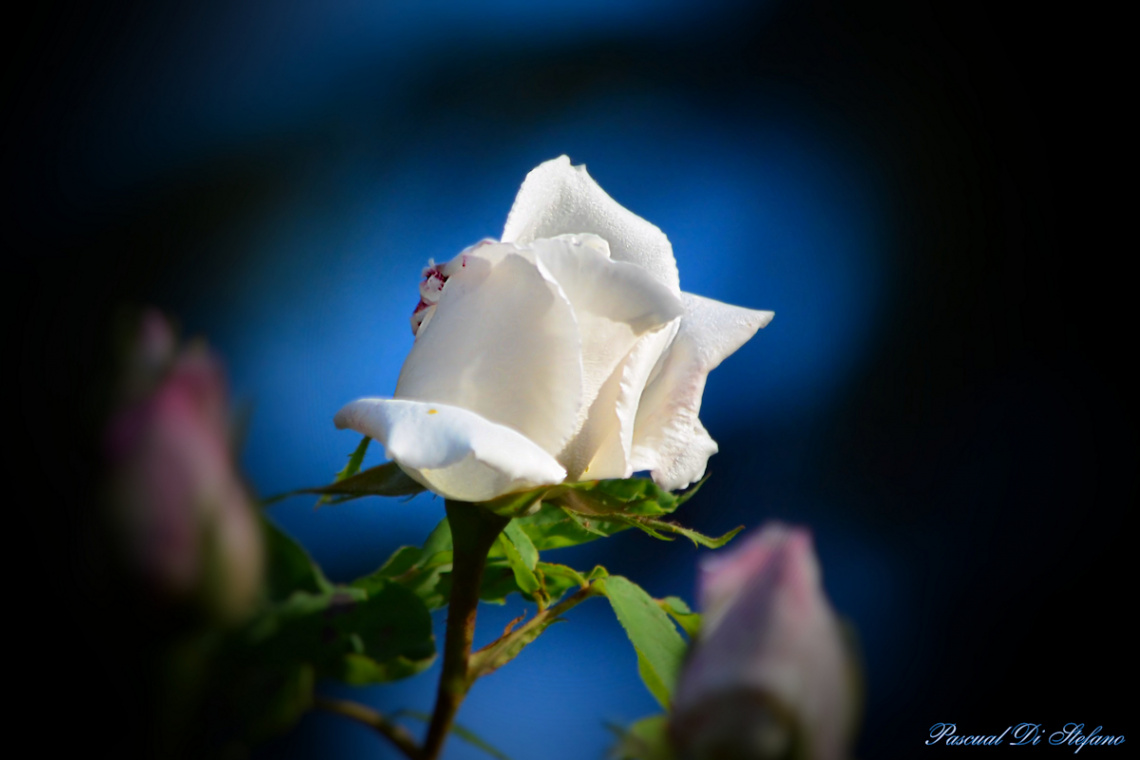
[
  {"left": 410, "top": 240, "right": 499, "bottom": 337},
  {"left": 410, "top": 302, "right": 435, "bottom": 336},
  {"left": 411, "top": 262, "right": 448, "bottom": 336},
  {"left": 419, "top": 267, "right": 447, "bottom": 303}
]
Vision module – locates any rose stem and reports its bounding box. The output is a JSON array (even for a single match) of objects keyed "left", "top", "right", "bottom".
[
  {"left": 314, "top": 696, "right": 421, "bottom": 760},
  {"left": 421, "top": 501, "right": 510, "bottom": 760}
]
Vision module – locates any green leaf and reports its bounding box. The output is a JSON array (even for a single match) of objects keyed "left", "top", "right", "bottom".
[
  {"left": 536, "top": 562, "right": 587, "bottom": 603},
  {"left": 658, "top": 596, "right": 701, "bottom": 639},
  {"left": 351, "top": 546, "right": 423, "bottom": 595},
  {"left": 396, "top": 711, "right": 514, "bottom": 760},
  {"left": 214, "top": 520, "right": 438, "bottom": 745},
  {"left": 317, "top": 436, "right": 372, "bottom": 505},
  {"left": 503, "top": 520, "right": 539, "bottom": 570},
  {"left": 337, "top": 651, "right": 435, "bottom": 685},
  {"left": 597, "top": 576, "right": 687, "bottom": 709},
  {"left": 224, "top": 660, "right": 316, "bottom": 745},
  {"left": 421, "top": 517, "right": 454, "bottom": 557},
  {"left": 247, "top": 578, "right": 435, "bottom": 687},
  {"left": 263, "top": 517, "right": 333, "bottom": 599},
  {"left": 349, "top": 520, "right": 456, "bottom": 609},
  {"left": 477, "top": 561, "right": 522, "bottom": 605},
  {"left": 537, "top": 561, "right": 586, "bottom": 587},
  {"left": 494, "top": 523, "right": 543, "bottom": 600},
  {"left": 608, "top": 714, "right": 675, "bottom": 760}
]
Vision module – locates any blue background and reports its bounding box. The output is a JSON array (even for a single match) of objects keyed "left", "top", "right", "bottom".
[{"left": 10, "top": 1, "right": 1132, "bottom": 758}]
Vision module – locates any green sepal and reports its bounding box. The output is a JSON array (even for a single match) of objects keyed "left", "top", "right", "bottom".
[
  {"left": 554, "top": 474, "right": 709, "bottom": 518},
  {"left": 596, "top": 576, "right": 687, "bottom": 709},
  {"left": 306, "top": 460, "right": 425, "bottom": 502},
  {"left": 515, "top": 502, "right": 630, "bottom": 549},
  {"left": 611, "top": 515, "right": 743, "bottom": 548},
  {"left": 480, "top": 486, "right": 550, "bottom": 517},
  {"left": 316, "top": 436, "right": 372, "bottom": 506},
  {"left": 500, "top": 476, "right": 717, "bottom": 553},
  {"left": 468, "top": 611, "right": 566, "bottom": 681},
  {"left": 264, "top": 460, "right": 426, "bottom": 507}
]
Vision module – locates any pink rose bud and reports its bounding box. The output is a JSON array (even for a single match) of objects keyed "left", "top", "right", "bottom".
[
  {"left": 671, "top": 523, "right": 857, "bottom": 760},
  {"left": 106, "top": 314, "right": 263, "bottom": 621}
]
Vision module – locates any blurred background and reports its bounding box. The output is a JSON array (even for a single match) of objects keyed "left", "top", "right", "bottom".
[{"left": 9, "top": 1, "right": 1132, "bottom": 758}]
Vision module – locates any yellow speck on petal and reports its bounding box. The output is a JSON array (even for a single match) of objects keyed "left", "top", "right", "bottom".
[{"left": 427, "top": 409, "right": 438, "bottom": 415}]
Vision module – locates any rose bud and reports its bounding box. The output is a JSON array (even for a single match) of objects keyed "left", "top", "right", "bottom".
[
  {"left": 335, "top": 156, "right": 774, "bottom": 502},
  {"left": 105, "top": 314, "right": 263, "bottom": 622},
  {"left": 670, "top": 523, "right": 858, "bottom": 760}
]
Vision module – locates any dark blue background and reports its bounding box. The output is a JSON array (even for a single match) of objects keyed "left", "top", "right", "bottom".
[{"left": 10, "top": 2, "right": 1132, "bottom": 758}]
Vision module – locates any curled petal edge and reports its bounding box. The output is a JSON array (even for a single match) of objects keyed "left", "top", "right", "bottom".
[
  {"left": 632, "top": 295, "right": 775, "bottom": 491},
  {"left": 502, "top": 155, "right": 682, "bottom": 295},
  {"left": 333, "top": 398, "right": 567, "bottom": 503}
]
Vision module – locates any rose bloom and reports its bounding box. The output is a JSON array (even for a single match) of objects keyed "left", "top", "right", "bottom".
[
  {"left": 670, "top": 523, "right": 857, "bottom": 760},
  {"left": 335, "top": 156, "right": 772, "bottom": 502}
]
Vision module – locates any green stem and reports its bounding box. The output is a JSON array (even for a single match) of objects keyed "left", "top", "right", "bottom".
[
  {"left": 421, "top": 501, "right": 510, "bottom": 760},
  {"left": 315, "top": 696, "right": 421, "bottom": 760}
]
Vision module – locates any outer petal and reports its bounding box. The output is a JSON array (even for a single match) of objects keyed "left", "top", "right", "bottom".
[
  {"left": 502, "top": 156, "right": 681, "bottom": 295},
  {"left": 395, "top": 243, "right": 583, "bottom": 456},
  {"left": 528, "top": 235, "right": 684, "bottom": 477},
  {"left": 575, "top": 322, "right": 679, "bottom": 480},
  {"left": 334, "top": 398, "right": 566, "bottom": 502},
  {"left": 630, "top": 293, "right": 774, "bottom": 490}
]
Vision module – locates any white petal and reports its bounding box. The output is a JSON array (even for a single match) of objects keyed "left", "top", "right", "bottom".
[
  {"left": 502, "top": 156, "right": 681, "bottom": 295},
  {"left": 395, "top": 243, "right": 583, "bottom": 456},
  {"left": 528, "top": 235, "right": 684, "bottom": 478},
  {"left": 577, "top": 322, "right": 679, "bottom": 480},
  {"left": 334, "top": 398, "right": 566, "bottom": 502},
  {"left": 631, "top": 294, "right": 774, "bottom": 490}
]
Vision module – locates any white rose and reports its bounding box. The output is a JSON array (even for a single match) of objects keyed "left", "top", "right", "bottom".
[{"left": 334, "top": 156, "right": 773, "bottom": 502}]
